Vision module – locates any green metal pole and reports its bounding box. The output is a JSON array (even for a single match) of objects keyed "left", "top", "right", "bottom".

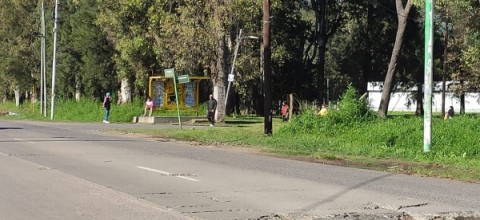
[
  {"left": 173, "top": 77, "right": 182, "bottom": 130},
  {"left": 424, "top": 0, "right": 434, "bottom": 152}
]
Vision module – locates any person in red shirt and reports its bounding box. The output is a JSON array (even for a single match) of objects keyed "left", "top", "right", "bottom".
[{"left": 281, "top": 101, "right": 289, "bottom": 122}]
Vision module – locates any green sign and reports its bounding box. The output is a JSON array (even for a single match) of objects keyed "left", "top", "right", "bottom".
[
  {"left": 177, "top": 75, "right": 190, "bottom": 84},
  {"left": 164, "top": 68, "right": 175, "bottom": 78}
]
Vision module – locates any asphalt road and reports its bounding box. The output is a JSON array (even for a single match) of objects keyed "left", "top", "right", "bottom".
[{"left": 0, "top": 120, "right": 479, "bottom": 220}]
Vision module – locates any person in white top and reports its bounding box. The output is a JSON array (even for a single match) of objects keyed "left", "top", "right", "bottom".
[{"left": 144, "top": 96, "right": 154, "bottom": 117}]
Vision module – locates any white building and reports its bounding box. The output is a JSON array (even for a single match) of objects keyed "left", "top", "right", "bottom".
[{"left": 367, "top": 82, "right": 480, "bottom": 113}]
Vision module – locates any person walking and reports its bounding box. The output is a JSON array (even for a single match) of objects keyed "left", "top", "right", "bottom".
[
  {"left": 144, "top": 96, "right": 154, "bottom": 117},
  {"left": 103, "top": 92, "right": 111, "bottom": 124},
  {"left": 207, "top": 94, "right": 217, "bottom": 127}
]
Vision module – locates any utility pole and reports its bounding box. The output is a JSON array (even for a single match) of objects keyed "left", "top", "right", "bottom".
[
  {"left": 424, "top": 0, "right": 434, "bottom": 153},
  {"left": 225, "top": 29, "right": 243, "bottom": 107},
  {"left": 51, "top": 0, "right": 59, "bottom": 120},
  {"left": 41, "top": 0, "right": 47, "bottom": 117},
  {"left": 263, "top": 0, "right": 272, "bottom": 135},
  {"left": 225, "top": 29, "right": 258, "bottom": 108}
]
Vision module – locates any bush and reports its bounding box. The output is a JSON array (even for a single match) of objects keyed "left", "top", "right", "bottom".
[
  {"left": 326, "top": 84, "right": 376, "bottom": 126},
  {"left": 279, "top": 85, "right": 376, "bottom": 135}
]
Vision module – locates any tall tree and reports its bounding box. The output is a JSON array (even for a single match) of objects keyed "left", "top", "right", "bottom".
[
  {"left": 307, "top": 0, "right": 354, "bottom": 104},
  {"left": 0, "top": 0, "right": 38, "bottom": 106},
  {"left": 447, "top": 0, "right": 479, "bottom": 114},
  {"left": 96, "top": 0, "right": 158, "bottom": 103},
  {"left": 378, "top": 0, "right": 413, "bottom": 117},
  {"left": 57, "top": 0, "right": 115, "bottom": 100},
  {"left": 210, "top": 0, "right": 228, "bottom": 122}
]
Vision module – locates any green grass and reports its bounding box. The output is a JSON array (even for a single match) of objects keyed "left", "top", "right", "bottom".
[
  {"left": 1, "top": 98, "right": 479, "bottom": 182},
  {"left": 0, "top": 98, "right": 204, "bottom": 122},
  {"left": 128, "top": 115, "right": 480, "bottom": 182}
]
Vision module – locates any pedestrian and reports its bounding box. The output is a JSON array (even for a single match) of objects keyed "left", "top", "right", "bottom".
[
  {"left": 144, "top": 96, "right": 154, "bottom": 117},
  {"left": 444, "top": 106, "right": 454, "bottom": 120},
  {"left": 207, "top": 94, "right": 217, "bottom": 127},
  {"left": 103, "top": 92, "right": 111, "bottom": 124},
  {"left": 319, "top": 104, "right": 328, "bottom": 117},
  {"left": 281, "top": 101, "right": 289, "bottom": 122}
]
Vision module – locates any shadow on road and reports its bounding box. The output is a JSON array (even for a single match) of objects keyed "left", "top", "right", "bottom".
[
  {"left": 0, "top": 127, "right": 23, "bottom": 130},
  {"left": 296, "top": 173, "right": 396, "bottom": 213}
]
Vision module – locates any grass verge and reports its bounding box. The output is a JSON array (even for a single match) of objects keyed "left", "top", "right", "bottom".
[{"left": 118, "top": 116, "right": 480, "bottom": 183}]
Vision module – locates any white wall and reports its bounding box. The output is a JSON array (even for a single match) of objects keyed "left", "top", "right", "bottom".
[{"left": 367, "top": 82, "right": 480, "bottom": 113}]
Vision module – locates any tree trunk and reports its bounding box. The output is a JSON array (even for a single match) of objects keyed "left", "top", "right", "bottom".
[
  {"left": 120, "top": 77, "right": 131, "bottom": 103},
  {"left": 360, "top": 3, "right": 373, "bottom": 96},
  {"left": 211, "top": 0, "right": 227, "bottom": 123},
  {"left": 378, "top": 0, "right": 412, "bottom": 117},
  {"left": 460, "top": 81, "right": 465, "bottom": 114},
  {"left": 14, "top": 86, "right": 20, "bottom": 107},
  {"left": 441, "top": 9, "right": 449, "bottom": 116},
  {"left": 31, "top": 86, "right": 37, "bottom": 103},
  {"left": 314, "top": 0, "right": 327, "bottom": 103},
  {"left": 75, "top": 74, "right": 81, "bottom": 102},
  {"left": 415, "top": 82, "right": 424, "bottom": 116}
]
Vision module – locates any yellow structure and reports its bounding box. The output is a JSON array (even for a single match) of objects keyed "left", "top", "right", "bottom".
[{"left": 148, "top": 76, "right": 209, "bottom": 111}]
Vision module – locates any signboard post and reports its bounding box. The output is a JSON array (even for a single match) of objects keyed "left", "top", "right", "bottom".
[{"left": 164, "top": 68, "right": 182, "bottom": 130}]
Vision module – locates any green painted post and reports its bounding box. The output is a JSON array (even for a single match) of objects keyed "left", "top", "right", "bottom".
[
  {"left": 165, "top": 68, "right": 182, "bottom": 130},
  {"left": 424, "top": 0, "right": 434, "bottom": 152},
  {"left": 173, "top": 75, "right": 182, "bottom": 130}
]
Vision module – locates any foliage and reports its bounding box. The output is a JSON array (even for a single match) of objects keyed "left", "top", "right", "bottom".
[
  {"left": 0, "top": 0, "right": 479, "bottom": 118},
  {"left": 329, "top": 85, "right": 376, "bottom": 124},
  {"left": 57, "top": 0, "right": 116, "bottom": 99},
  {"left": 0, "top": 0, "right": 38, "bottom": 101},
  {"left": 279, "top": 85, "right": 376, "bottom": 135}
]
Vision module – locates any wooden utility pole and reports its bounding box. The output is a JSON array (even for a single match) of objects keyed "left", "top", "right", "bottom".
[{"left": 263, "top": 0, "right": 272, "bottom": 135}]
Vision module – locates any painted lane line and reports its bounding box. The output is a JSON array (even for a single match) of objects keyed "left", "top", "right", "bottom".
[
  {"left": 14, "top": 138, "right": 35, "bottom": 144},
  {"left": 137, "top": 166, "right": 200, "bottom": 182}
]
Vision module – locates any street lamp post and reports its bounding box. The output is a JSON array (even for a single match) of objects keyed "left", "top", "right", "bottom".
[{"left": 225, "top": 29, "right": 258, "bottom": 107}]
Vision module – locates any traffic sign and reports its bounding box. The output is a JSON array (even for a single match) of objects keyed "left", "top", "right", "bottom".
[
  {"left": 228, "top": 74, "right": 235, "bottom": 82},
  {"left": 164, "top": 68, "right": 175, "bottom": 78},
  {"left": 177, "top": 75, "right": 190, "bottom": 84}
]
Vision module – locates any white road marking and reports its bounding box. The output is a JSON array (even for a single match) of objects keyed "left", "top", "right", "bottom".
[
  {"left": 14, "top": 138, "right": 35, "bottom": 144},
  {"left": 137, "top": 166, "right": 200, "bottom": 182}
]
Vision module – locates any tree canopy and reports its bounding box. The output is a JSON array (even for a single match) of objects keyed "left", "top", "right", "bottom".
[{"left": 0, "top": 0, "right": 478, "bottom": 116}]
